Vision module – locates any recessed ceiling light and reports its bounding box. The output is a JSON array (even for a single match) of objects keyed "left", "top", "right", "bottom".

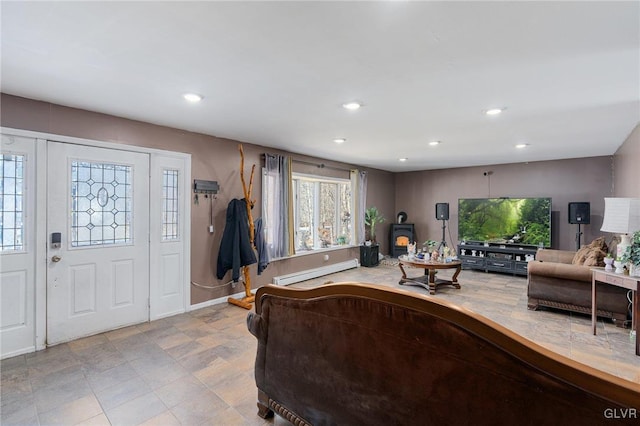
[
  {"left": 485, "top": 108, "right": 504, "bottom": 116},
  {"left": 399, "top": 158, "right": 408, "bottom": 162},
  {"left": 429, "top": 141, "right": 441, "bottom": 146},
  {"left": 515, "top": 143, "right": 528, "bottom": 149},
  {"left": 333, "top": 138, "right": 346, "bottom": 144},
  {"left": 342, "top": 102, "right": 362, "bottom": 110},
  {"left": 183, "top": 93, "right": 203, "bottom": 102}
]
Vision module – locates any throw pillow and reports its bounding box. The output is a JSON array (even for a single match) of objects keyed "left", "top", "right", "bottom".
[
  {"left": 572, "top": 246, "right": 591, "bottom": 265},
  {"left": 572, "top": 237, "right": 609, "bottom": 266},
  {"left": 589, "top": 236, "right": 608, "bottom": 253},
  {"left": 583, "top": 248, "right": 606, "bottom": 267}
]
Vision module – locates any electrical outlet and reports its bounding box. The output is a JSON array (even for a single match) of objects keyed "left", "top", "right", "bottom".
[{"left": 209, "top": 225, "right": 214, "bottom": 233}]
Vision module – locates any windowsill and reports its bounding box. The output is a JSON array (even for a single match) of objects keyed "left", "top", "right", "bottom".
[{"left": 270, "top": 244, "right": 357, "bottom": 262}]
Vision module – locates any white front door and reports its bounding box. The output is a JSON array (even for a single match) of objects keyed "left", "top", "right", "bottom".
[
  {"left": 0, "top": 135, "right": 37, "bottom": 357},
  {"left": 46, "top": 142, "right": 150, "bottom": 345}
]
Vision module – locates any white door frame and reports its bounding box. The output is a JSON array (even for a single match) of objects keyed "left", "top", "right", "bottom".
[{"left": 1, "top": 127, "right": 191, "bottom": 354}]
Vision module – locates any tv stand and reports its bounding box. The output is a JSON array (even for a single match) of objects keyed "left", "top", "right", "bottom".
[{"left": 457, "top": 242, "right": 538, "bottom": 276}]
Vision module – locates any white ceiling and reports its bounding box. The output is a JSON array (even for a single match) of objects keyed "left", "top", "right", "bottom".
[{"left": 2, "top": 1, "right": 639, "bottom": 172}]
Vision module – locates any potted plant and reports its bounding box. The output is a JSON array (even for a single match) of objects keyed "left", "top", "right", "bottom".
[
  {"left": 423, "top": 240, "right": 438, "bottom": 251},
  {"left": 621, "top": 230, "right": 640, "bottom": 276},
  {"left": 364, "top": 206, "right": 385, "bottom": 244}
]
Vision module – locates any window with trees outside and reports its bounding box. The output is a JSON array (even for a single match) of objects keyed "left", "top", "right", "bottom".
[{"left": 293, "top": 174, "right": 352, "bottom": 251}]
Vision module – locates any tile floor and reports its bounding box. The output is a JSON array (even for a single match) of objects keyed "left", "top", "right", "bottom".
[{"left": 1, "top": 264, "right": 638, "bottom": 425}]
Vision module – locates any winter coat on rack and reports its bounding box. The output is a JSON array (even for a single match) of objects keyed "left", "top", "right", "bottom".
[{"left": 216, "top": 198, "right": 257, "bottom": 282}]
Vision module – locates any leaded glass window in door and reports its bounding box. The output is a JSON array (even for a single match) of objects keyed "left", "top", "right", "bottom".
[
  {"left": 162, "top": 169, "right": 179, "bottom": 240},
  {"left": 71, "top": 161, "right": 132, "bottom": 247},
  {"left": 1, "top": 154, "right": 25, "bottom": 251}
]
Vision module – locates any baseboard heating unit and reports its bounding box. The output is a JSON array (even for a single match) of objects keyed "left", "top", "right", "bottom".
[{"left": 272, "top": 259, "right": 360, "bottom": 286}]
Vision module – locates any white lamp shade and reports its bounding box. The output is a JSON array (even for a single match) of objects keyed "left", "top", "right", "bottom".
[{"left": 600, "top": 197, "right": 640, "bottom": 234}]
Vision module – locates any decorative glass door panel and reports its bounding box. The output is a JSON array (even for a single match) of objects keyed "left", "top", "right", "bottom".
[{"left": 70, "top": 161, "right": 133, "bottom": 247}]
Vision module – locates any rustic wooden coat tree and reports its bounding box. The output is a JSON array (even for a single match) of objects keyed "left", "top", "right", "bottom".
[{"left": 228, "top": 144, "right": 256, "bottom": 310}]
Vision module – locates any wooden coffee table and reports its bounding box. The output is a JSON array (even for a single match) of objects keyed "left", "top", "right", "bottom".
[{"left": 398, "top": 257, "right": 462, "bottom": 295}]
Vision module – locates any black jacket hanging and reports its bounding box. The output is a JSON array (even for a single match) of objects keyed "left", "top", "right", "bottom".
[
  {"left": 254, "top": 217, "right": 269, "bottom": 275},
  {"left": 216, "top": 198, "right": 257, "bottom": 281}
]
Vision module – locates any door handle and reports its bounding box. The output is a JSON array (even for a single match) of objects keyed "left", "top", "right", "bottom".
[{"left": 51, "top": 255, "right": 62, "bottom": 263}]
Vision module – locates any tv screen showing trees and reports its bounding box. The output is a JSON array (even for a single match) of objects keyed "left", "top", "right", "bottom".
[{"left": 458, "top": 198, "right": 551, "bottom": 247}]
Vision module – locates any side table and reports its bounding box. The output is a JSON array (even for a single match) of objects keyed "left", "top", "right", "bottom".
[{"left": 591, "top": 268, "right": 638, "bottom": 356}]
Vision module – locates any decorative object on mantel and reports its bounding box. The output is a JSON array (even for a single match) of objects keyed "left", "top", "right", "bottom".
[
  {"left": 621, "top": 230, "right": 640, "bottom": 277},
  {"left": 601, "top": 197, "right": 640, "bottom": 259}
]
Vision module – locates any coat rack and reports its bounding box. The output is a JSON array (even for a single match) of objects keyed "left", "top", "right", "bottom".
[{"left": 228, "top": 144, "right": 257, "bottom": 310}]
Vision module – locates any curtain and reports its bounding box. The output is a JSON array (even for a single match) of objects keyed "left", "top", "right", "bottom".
[
  {"left": 350, "top": 169, "right": 368, "bottom": 245},
  {"left": 264, "top": 153, "right": 293, "bottom": 258}
]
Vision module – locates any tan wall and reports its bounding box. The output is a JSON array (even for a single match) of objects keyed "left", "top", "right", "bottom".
[
  {"left": 394, "top": 157, "right": 613, "bottom": 251},
  {"left": 1, "top": 93, "right": 627, "bottom": 302},
  {"left": 613, "top": 122, "right": 640, "bottom": 198},
  {"left": 0, "top": 94, "right": 390, "bottom": 304}
]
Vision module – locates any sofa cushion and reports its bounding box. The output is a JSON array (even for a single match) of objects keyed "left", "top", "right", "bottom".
[{"left": 528, "top": 260, "right": 592, "bottom": 282}]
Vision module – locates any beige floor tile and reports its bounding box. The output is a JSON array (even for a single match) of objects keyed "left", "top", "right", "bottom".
[
  {"left": 154, "top": 375, "right": 209, "bottom": 408},
  {"left": 137, "top": 410, "right": 182, "bottom": 426},
  {"left": 168, "top": 389, "right": 229, "bottom": 425},
  {"left": 103, "top": 392, "right": 167, "bottom": 426},
  {"left": 68, "top": 334, "right": 110, "bottom": 352},
  {"left": 2, "top": 264, "right": 638, "bottom": 426},
  {"left": 155, "top": 331, "right": 194, "bottom": 350},
  {"left": 38, "top": 394, "right": 103, "bottom": 426},
  {"left": 211, "top": 371, "right": 258, "bottom": 407},
  {"left": 75, "top": 412, "right": 112, "bottom": 426},
  {"left": 104, "top": 324, "right": 143, "bottom": 341}
]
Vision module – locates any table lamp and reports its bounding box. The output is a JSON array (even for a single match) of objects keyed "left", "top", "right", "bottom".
[{"left": 600, "top": 197, "right": 640, "bottom": 259}]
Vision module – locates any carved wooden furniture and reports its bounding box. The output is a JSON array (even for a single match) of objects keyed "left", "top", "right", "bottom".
[
  {"left": 247, "top": 283, "right": 640, "bottom": 425},
  {"left": 398, "top": 258, "right": 461, "bottom": 294}
]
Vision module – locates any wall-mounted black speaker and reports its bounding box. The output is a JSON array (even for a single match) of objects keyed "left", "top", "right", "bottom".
[
  {"left": 436, "top": 203, "right": 449, "bottom": 220},
  {"left": 568, "top": 202, "right": 590, "bottom": 224}
]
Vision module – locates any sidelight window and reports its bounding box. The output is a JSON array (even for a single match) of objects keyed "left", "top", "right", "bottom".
[
  {"left": 0, "top": 154, "right": 25, "bottom": 251},
  {"left": 162, "top": 169, "right": 179, "bottom": 240}
]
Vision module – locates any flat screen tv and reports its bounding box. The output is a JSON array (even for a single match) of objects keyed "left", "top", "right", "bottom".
[{"left": 458, "top": 198, "right": 552, "bottom": 247}]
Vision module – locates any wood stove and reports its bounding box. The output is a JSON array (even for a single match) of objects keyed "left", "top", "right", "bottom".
[{"left": 390, "top": 224, "right": 415, "bottom": 257}]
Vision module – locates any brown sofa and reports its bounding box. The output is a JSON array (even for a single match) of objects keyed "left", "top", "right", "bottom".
[
  {"left": 247, "top": 283, "right": 640, "bottom": 425},
  {"left": 528, "top": 248, "right": 630, "bottom": 326}
]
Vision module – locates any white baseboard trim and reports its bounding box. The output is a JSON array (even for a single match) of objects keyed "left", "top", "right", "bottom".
[{"left": 272, "top": 258, "right": 360, "bottom": 286}]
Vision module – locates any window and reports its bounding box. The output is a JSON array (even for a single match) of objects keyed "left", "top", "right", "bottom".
[
  {"left": 1, "top": 154, "right": 25, "bottom": 251},
  {"left": 71, "top": 161, "right": 132, "bottom": 247},
  {"left": 162, "top": 169, "right": 179, "bottom": 240},
  {"left": 293, "top": 174, "right": 351, "bottom": 251}
]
